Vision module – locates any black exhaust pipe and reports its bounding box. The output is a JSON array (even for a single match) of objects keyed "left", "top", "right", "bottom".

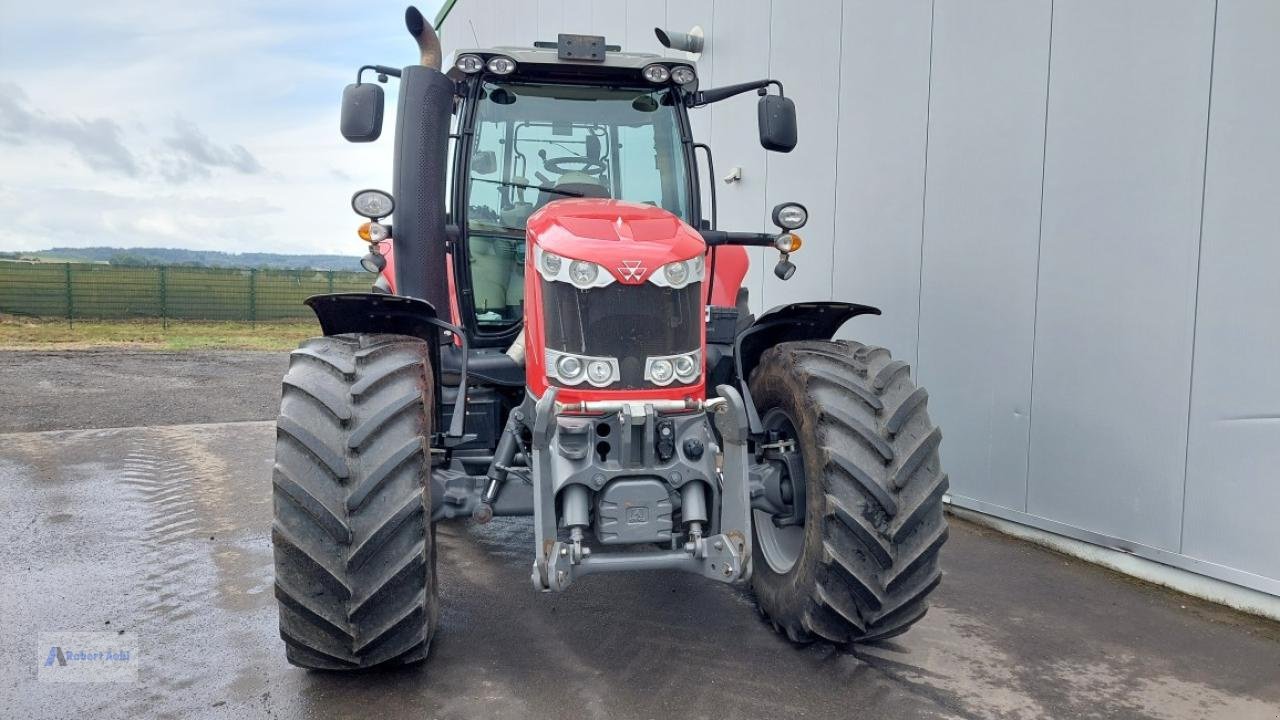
[{"left": 391, "top": 64, "right": 453, "bottom": 313}]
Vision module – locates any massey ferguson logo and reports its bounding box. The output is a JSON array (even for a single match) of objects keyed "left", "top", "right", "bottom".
[{"left": 617, "top": 260, "right": 648, "bottom": 283}]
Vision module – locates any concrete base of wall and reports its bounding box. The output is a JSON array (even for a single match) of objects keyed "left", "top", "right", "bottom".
[{"left": 946, "top": 501, "right": 1280, "bottom": 623}]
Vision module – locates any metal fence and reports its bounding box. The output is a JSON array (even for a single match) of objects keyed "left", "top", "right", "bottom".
[{"left": 0, "top": 261, "right": 372, "bottom": 324}]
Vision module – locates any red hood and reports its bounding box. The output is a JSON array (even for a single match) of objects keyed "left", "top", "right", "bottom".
[{"left": 526, "top": 199, "right": 705, "bottom": 285}]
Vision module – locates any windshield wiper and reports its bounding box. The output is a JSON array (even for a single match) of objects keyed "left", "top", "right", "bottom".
[{"left": 471, "top": 177, "right": 583, "bottom": 197}]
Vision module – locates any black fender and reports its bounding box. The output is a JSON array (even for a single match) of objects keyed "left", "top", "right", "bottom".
[
  {"left": 304, "top": 292, "right": 468, "bottom": 439},
  {"left": 306, "top": 292, "right": 440, "bottom": 341},
  {"left": 733, "top": 301, "right": 881, "bottom": 433}
]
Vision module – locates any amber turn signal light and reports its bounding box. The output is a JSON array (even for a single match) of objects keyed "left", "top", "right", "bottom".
[
  {"left": 774, "top": 233, "right": 802, "bottom": 253},
  {"left": 358, "top": 222, "right": 390, "bottom": 243}
]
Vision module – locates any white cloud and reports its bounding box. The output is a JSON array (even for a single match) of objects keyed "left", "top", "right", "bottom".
[{"left": 0, "top": 0, "right": 443, "bottom": 257}]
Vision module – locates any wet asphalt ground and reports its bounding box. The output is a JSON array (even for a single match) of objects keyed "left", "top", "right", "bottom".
[{"left": 2, "top": 349, "right": 1279, "bottom": 719}]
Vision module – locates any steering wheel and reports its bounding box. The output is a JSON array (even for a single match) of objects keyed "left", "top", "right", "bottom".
[{"left": 545, "top": 156, "right": 606, "bottom": 175}]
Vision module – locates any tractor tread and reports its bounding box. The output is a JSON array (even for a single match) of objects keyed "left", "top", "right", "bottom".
[
  {"left": 272, "top": 333, "right": 438, "bottom": 671},
  {"left": 749, "top": 339, "right": 947, "bottom": 647}
]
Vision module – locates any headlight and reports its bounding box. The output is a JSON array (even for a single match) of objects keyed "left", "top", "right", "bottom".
[
  {"left": 670, "top": 65, "right": 696, "bottom": 85},
  {"left": 556, "top": 354, "right": 584, "bottom": 381},
  {"left": 534, "top": 247, "right": 614, "bottom": 287},
  {"left": 568, "top": 260, "right": 598, "bottom": 287},
  {"left": 540, "top": 249, "right": 563, "bottom": 276},
  {"left": 649, "top": 358, "right": 674, "bottom": 384},
  {"left": 642, "top": 64, "right": 670, "bottom": 83},
  {"left": 771, "top": 202, "right": 808, "bottom": 230},
  {"left": 352, "top": 189, "right": 394, "bottom": 219},
  {"left": 486, "top": 56, "right": 516, "bottom": 75},
  {"left": 649, "top": 255, "right": 706, "bottom": 288},
  {"left": 586, "top": 360, "right": 613, "bottom": 385},
  {"left": 664, "top": 261, "right": 688, "bottom": 286},
  {"left": 645, "top": 350, "right": 701, "bottom": 386},
  {"left": 673, "top": 353, "right": 696, "bottom": 379},
  {"left": 546, "top": 350, "right": 619, "bottom": 387},
  {"left": 455, "top": 54, "right": 484, "bottom": 73}
]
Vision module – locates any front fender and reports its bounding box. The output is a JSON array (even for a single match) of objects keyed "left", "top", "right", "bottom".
[
  {"left": 304, "top": 293, "right": 468, "bottom": 439},
  {"left": 305, "top": 292, "right": 438, "bottom": 342},
  {"left": 734, "top": 301, "right": 881, "bottom": 433}
]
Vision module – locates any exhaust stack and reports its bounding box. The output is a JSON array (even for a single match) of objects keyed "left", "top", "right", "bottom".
[
  {"left": 405, "top": 6, "right": 443, "bottom": 70},
  {"left": 391, "top": 6, "right": 452, "bottom": 312}
]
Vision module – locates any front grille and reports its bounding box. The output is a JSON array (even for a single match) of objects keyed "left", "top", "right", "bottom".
[{"left": 542, "top": 279, "right": 700, "bottom": 389}]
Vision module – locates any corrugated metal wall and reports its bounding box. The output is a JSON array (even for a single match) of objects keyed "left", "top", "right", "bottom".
[{"left": 440, "top": 0, "right": 1280, "bottom": 597}]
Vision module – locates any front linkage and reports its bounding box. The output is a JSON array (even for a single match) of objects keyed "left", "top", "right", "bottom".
[{"left": 526, "top": 385, "right": 754, "bottom": 592}]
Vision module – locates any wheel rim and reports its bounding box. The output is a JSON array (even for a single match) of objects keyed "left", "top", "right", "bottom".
[{"left": 754, "top": 407, "right": 807, "bottom": 575}]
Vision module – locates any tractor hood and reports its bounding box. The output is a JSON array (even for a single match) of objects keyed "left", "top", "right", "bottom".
[{"left": 525, "top": 199, "right": 705, "bottom": 285}]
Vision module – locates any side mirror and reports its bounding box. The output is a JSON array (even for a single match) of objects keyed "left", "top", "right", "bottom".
[
  {"left": 757, "top": 94, "right": 797, "bottom": 153},
  {"left": 341, "top": 83, "right": 385, "bottom": 143},
  {"left": 471, "top": 150, "right": 498, "bottom": 175}
]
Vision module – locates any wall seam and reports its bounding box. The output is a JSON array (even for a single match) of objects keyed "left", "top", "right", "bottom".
[
  {"left": 1024, "top": 0, "right": 1055, "bottom": 514},
  {"left": 1178, "top": 0, "right": 1218, "bottom": 555},
  {"left": 826, "top": 0, "right": 847, "bottom": 299},
  {"left": 913, "top": 0, "right": 937, "bottom": 374},
  {"left": 759, "top": 0, "right": 774, "bottom": 305}
]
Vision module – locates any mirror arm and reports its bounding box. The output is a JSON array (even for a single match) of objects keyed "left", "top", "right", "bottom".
[
  {"left": 356, "top": 65, "right": 403, "bottom": 84},
  {"left": 688, "top": 78, "right": 785, "bottom": 108}
]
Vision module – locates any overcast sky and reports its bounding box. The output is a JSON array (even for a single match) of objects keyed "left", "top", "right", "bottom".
[{"left": 0, "top": 0, "right": 443, "bottom": 256}]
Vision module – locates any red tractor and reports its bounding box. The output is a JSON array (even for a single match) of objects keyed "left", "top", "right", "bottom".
[{"left": 271, "top": 6, "right": 948, "bottom": 670}]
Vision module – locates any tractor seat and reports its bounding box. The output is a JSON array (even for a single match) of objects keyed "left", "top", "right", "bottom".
[
  {"left": 536, "top": 171, "right": 609, "bottom": 210},
  {"left": 439, "top": 345, "right": 525, "bottom": 387}
]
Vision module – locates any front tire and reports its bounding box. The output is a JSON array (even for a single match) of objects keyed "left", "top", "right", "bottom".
[
  {"left": 271, "top": 333, "right": 438, "bottom": 670},
  {"left": 748, "top": 339, "right": 948, "bottom": 645}
]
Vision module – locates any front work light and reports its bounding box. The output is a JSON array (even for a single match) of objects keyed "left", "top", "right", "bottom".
[
  {"left": 455, "top": 54, "right": 484, "bottom": 73},
  {"left": 352, "top": 189, "right": 394, "bottom": 219},
  {"left": 360, "top": 249, "right": 386, "bottom": 273},
  {"left": 771, "top": 202, "right": 808, "bottom": 230},
  {"left": 670, "top": 65, "right": 696, "bottom": 86},
  {"left": 642, "top": 64, "right": 670, "bottom": 83},
  {"left": 486, "top": 56, "right": 516, "bottom": 74}
]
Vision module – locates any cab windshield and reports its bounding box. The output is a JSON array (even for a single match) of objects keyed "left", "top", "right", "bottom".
[{"left": 463, "top": 81, "right": 692, "bottom": 328}]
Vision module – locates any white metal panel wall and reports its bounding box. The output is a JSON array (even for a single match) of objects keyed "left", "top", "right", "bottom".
[
  {"left": 918, "top": 0, "right": 1050, "bottom": 512},
  {"left": 706, "top": 0, "right": 772, "bottom": 306},
  {"left": 1028, "top": 0, "right": 1214, "bottom": 551},
  {"left": 759, "top": 0, "right": 842, "bottom": 308},
  {"left": 828, "top": 0, "right": 933, "bottom": 360},
  {"left": 1182, "top": 0, "right": 1280, "bottom": 586}
]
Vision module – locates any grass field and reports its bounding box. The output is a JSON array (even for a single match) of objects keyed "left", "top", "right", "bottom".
[{"left": 0, "top": 316, "right": 318, "bottom": 351}]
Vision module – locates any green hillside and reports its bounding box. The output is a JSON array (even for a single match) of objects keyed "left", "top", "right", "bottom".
[{"left": 0, "top": 247, "right": 362, "bottom": 271}]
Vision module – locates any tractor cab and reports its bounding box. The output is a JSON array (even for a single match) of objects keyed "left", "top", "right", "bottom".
[
  {"left": 447, "top": 46, "right": 701, "bottom": 339},
  {"left": 340, "top": 33, "right": 800, "bottom": 350}
]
